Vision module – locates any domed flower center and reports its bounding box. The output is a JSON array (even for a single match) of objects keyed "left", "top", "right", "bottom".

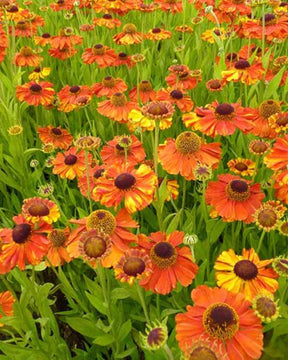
[
  {"left": 234, "top": 259, "right": 258, "bottom": 280},
  {"left": 203, "top": 303, "right": 239, "bottom": 340},
  {"left": 102, "top": 76, "right": 116, "bottom": 88},
  {"left": 93, "top": 168, "right": 104, "bottom": 179},
  {"left": 234, "top": 162, "right": 248, "bottom": 171},
  {"left": 176, "top": 132, "right": 201, "bottom": 155},
  {"left": 170, "top": 64, "right": 187, "bottom": 75},
  {"left": 42, "top": 33, "right": 51, "bottom": 38},
  {"left": 83, "top": 234, "right": 107, "bottom": 259},
  {"left": 226, "top": 52, "right": 237, "bottom": 62},
  {"left": 111, "top": 93, "right": 127, "bottom": 106},
  {"left": 123, "top": 257, "right": 146, "bottom": 276},
  {"left": 20, "top": 46, "right": 34, "bottom": 56},
  {"left": 123, "top": 23, "right": 137, "bottom": 34},
  {"left": 188, "top": 346, "right": 218, "bottom": 360},
  {"left": 30, "top": 84, "right": 42, "bottom": 93},
  {"left": 152, "top": 27, "right": 161, "bottom": 34},
  {"left": 259, "top": 100, "right": 281, "bottom": 119},
  {"left": 33, "top": 67, "right": 41, "bottom": 73},
  {"left": 0, "top": 0, "right": 10, "bottom": 8},
  {"left": 276, "top": 113, "right": 288, "bottom": 126},
  {"left": 150, "top": 242, "right": 177, "bottom": 269},
  {"left": 255, "top": 296, "right": 277, "bottom": 319},
  {"left": 233, "top": 0, "right": 245, "bottom": 4},
  {"left": 264, "top": 13, "right": 276, "bottom": 24},
  {"left": 48, "top": 229, "right": 67, "bottom": 247},
  {"left": 115, "top": 173, "right": 136, "bottom": 190},
  {"left": 69, "top": 85, "right": 80, "bottom": 94},
  {"left": 86, "top": 210, "right": 116, "bottom": 234},
  {"left": 12, "top": 223, "right": 32, "bottom": 244},
  {"left": 234, "top": 60, "right": 250, "bottom": 69},
  {"left": 93, "top": 44, "right": 105, "bottom": 55},
  {"left": 16, "top": 20, "right": 28, "bottom": 29},
  {"left": 147, "top": 327, "right": 166, "bottom": 348},
  {"left": 213, "top": 29, "right": 221, "bottom": 36},
  {"left": 28, "top": 203, "right": 50, "bottom": 216},
  {"left": 148, "top": 103, "right": 168, "bottom": 115},
  {"left": 207, "top": 79, "right": 222, "bottom": 90},
  {"left": 64, "top": 154, "right": 78, "bottom": 165},
  {"left": 250, "top": 140, "right": 269, "bottom": 154},
  {"left": 226, "top": 179, "right": 250, "bottom": 201},
  {"left": 103, "top": 14, "right": 112, "bottom": 19},
  {"left": 280, "top": 221, "right": 288, "bottom": 235},
  {"left": 8, "top": 5, "right": 18, "bottom": 12},
  {"left": 251, "top": 46, "right": 261, "bottom": 55},
  {"left": 257, "top": 209, "right": 278, "bottom": 228},
  {"left": 215, "top": 103, "right": 235, "bottom": 117},
  {"left": 51, "top": 127, "right": 62, "bottom": 136},
  {"left": 118, "top": 52, "right": 127, "bottom": 59},
  {"left": 139, "top": 80, "right": 152, "bottom": 92},
  {"left": 57, "top": 0, "right": 64, "bottom": 4},
  {"left": 170, "top": 89, "right": 183, "bottom": 99}
]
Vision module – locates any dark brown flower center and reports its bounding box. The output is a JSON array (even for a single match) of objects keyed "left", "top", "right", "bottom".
[
  {"left": 102, "top": 76, "right": 116, "bottom": 88},
  {"left": 103, "top": 14, "right": 112, "bottom": 19},
  {"left": 111, "top": 93, "right": 127, "bottom": 106},
  {"left": 147, "top": 103, "right": 168, "bottom": 116},
  {"left": 257, "top": 209, "right": 278, "bottom": 228},
  {"left": 152, "top": 27, "right": 161, "bottom": 34},
  {"left": 170, "top": 90, "right": 183, "bottom": 99},
  {"left": 12, "top": 223, "right": 31, "bottom": 244},
  {"left": 51, "top": 127, "right": 62, "bottom": 135},
  {"left": 280, "top": 222, "right": 288, "bottom": 234},
  {"left": 226, "top": 52, "right": 237, "bottom": 62},
  {"left": 150, "top": 242, "right": 177, "bottom": 269},
  {"left": 86, "top": 210, "right": 116, "bottom": 234},
  {"left": 123, "top": 257, "right": 146, "bottom": 276},
  {"left": 256, "top": 297, "right": 277, "bottom": 319},
  {"left": 30, "top": 84, "right": 42, "bottom": 93},
  {"left": 93, "top": 44, "right": 105, "bottom": 55},
  {"left": 28, "top": 203, "right": 50, "bottom": 217},
  {"left": 259, "top": 100, "right": 281, "bottom": 119},
  {"left": 234, "top": 162, "right": 248, "bottom": 171},
  {"left": 115, "top": 173, "right": 136, "bottom": 190},
  {"left": 42, "top": 33, "right": 51, "bottom": 38},
  {"left": 215, "top": 103, "right": 235, "bottom": 116},
  {"left": 226, "top": 180, "right": 250, "bottom": 201},
  {"left": 234, "top": 60, "right": 250, "bottom": 69},
  {"left": 264, "top": 13, "right": 276, "bottom": 23},
  {"left": 64, "top": 154, "right": 78, "bottom": 165},
  {"left": 93, "top": 168, "right": 104, "bottom": 179},
  {"left": 203, "top": 303, "right": 239, "bottom": 340},
  {"left": 234, "top": 260, "right": 258, "bottom": 280},
  {"left": 48, "top": 229, "right": 66, "bottom": 247},
  {"left": 207, "top": 79, "right": 222, "bottom": 90},
  {"left": 139, "top": 80, "right": 153, "bottom": 92},
  {"left": 69, "top": 85, "right": 80, "bottom": 93},
  {"left": 118, "top": 52, "right": 127, "bottom": 59},
  {"left": 276, "top": 114, "right": 288, "bottom": 126},
  {"left": 250, "top": 140, "right": 269, "bottom": 154}
]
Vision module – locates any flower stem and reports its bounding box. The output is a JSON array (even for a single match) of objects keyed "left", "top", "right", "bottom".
[
  {"left": 84, "top": 150, "right": 92, "bottom": 213},
  {"left": 135, "top": 281, "right": 151, "bottom": 325},
  {"left": 256, "top": 230, "right": 265, "bottom": 253}
]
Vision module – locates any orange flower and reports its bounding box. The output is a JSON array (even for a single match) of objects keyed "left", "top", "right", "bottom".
[
  {"left": 183, "top": 102, "right": 253, "bottom": 137},
  {"left": 12, "top": 20, "right": 36, "bottom": 37},
  {"left": 50, "top": 0, "right": 74, "bottom": 11},
  {"left": 268, "top": 111, "right": 288, "bottom": 134},
  {"left": 264, "top": 134, "right": 288, "bottom": 171},
  {"left": 139, "top": 231, "right": 198, "bottom": 295},
  {"left": 129, "top": 81, "right": 157, "bottom": 104},
  {"left": 101, "top": 134, "right": 146, "bottom": 167},
  {"left": 92, "top": 76, "right": 127, "bottom": 98},
  {"left": 219, "top": 0, "right": 251, "bottom": 15},
  {"left": 0, "top": 215, "right": 51, "bottom": 272},
  {"left": 16, "top": 81, "right": 55, "bottom": 106},
  {"left": 155, "top": 0, "right": 183, "bottom": 13},
  {"left": 93, "top": 164, "right": 157, "bottom": 213},
  {"left": 175, "top": 285, "right": 263, "bottom": 360},
  {"left": 113, "top": 24, "right": 143, "bottom": 45},
  {"left": 97, "top": 92, "right": 138, "bottom": 123},
  {"left": 22, "top": 197, "right": 60, "bottom": 224},
  {"left": 46, "top": 228, "right": 72, "bottom": 266},
  {"left": 206, "top": 79, "right": 224, "bottom": 92},
  {"left": 166, "top": 64, "right": 200, "bottom": 90},
  {"left": 0, "top": 291, "right": 15, "bottom": 327},
  {"left": 57, "top": 85, "right": 93, "bottom": 112},
  {"left": 14, "top": 46, "right": 43, "bottom": 67},
  {"left": 34, "top": 33, "right": 51, "bottom": 46},
  {"left": 205, "top": 174, "right": 265, "bottom": 223},
  {"left": 221, "top": 59, "right": 264, "bottom": 85},
  {"left": 49, "top": 28, "right": 83, "bottom": 49},
  {"left": 77, "top": 164, "right": 106, "bottom": 201},
  {"left": 273, "top": 169, "right": 288, "bottom": 204},
  {"left": 155, "top": 88, "right": 194, "bottom": 112},
  {"left": 93, "top": 14, "right": 121, "bottom": 29},
  {"left": 158, "top": 131, "right": 221, "bottom": 180},
  {"left": 215, "top": 248, "right": 279, "bottom": 301},
  {"left": 242, "top": 13, "right": 288, "bottom": 41},
  {"left": 145, "top": 27, "right": 172, "bottom": 41},
  {"left": 82, "top": 44, "right": 116, "bottom": 67},
  {"left": 48, "top": 46, "right": 78, "bottom": 60},
  {"left": 67, "top": 208, "right": 138, "bottom": 267},
  {"left": 113, "top": 52, "right": 134, "bottom": 68},
  {"left": 114, "top": 249, "right": 152, "bottom": 285},
  {"left": 52, "top": 147, "right": 90, "bottom": 180},
  {"left": 37, "top": 125, "right": 73, "bottom": 150},
  {"left": 244, "top": 100, "right": 281, "bottom": 138}
]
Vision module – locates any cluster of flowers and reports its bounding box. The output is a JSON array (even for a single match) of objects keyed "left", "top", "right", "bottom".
[{"left": 0, "top": 0, "right": 288, "bottom": 359}]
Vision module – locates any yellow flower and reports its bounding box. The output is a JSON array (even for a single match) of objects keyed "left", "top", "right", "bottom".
[{"left": 28, "top": 67, "right": 51, "bottom": 81}]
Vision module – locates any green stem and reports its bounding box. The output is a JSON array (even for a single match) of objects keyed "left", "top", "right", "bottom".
[
  {"left": 164, "top": 344, "right": 174, "bottom": 360},
  {"left": 85, "top": 150, "right": 93, "bottom": 213},
  {"left": 135, "top": 281, "right": 151, "bottom": 325},
  {"left": 256, "top": 230, "right": 265, "bottom": 253}
]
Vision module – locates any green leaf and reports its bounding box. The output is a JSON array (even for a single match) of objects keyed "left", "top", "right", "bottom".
[
  {"left": 93, "top": 334, "right": 115, "bottom": 346},
  {"left": 85, "top": 291, "right": 107, "bottom": 315},
  {"left": 111, "top": 288, "right": 131, "bottom": 302},
  {"left": 117, "top": 320, "right": 131, "bottom": 342},
  {"left": 115, "top": 347, "right": 137, "bottom": 359},
  {"left": 64, "top": 317, "right": 101, "bottom": 338},
  {"left": 166, "top": 209, "right": 182, "bottom": 234}
]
